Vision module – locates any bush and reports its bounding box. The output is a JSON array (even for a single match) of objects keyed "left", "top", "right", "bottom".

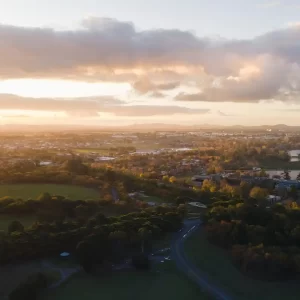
[{"left": 8, "top": 220, "right": 24, "bottom": 234}]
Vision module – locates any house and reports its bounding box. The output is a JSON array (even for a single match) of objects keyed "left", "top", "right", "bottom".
[
  {"left": 267, "top": 195, "right": 281, "bottom": 204},
  {"left": 40, "top": 161, "right": 53, "bottom": 166},
  {"left": 275, "top": 180, "right": 300, "bottom": 190},
  {"left": 253, "top": 167, "right": 262, "bottom": 171}
]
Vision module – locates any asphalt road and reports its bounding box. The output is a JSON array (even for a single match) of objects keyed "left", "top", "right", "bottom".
[{"left": 171, "top": 219, "right": 232, "bottom": 300}]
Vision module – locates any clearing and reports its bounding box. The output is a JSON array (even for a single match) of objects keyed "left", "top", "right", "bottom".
[
  {"left": 185, "top": 228, "right": 300, "bottom": 300},
  {"left": 141, "top": 194, "right": 163, "bottom": 203},
  {"left": 0, "top": 184, "right": 100, "bottom": 201}
]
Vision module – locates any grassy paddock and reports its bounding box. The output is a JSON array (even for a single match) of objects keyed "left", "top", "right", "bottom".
[
  {"left": 185, "top": 229, "right": 300, "bottom": 300},
  {"left": 41, "top": 262, "right": 211, "bottom": 300},
  {"left": 0, "top": 184, "right": 100, "bottom": 201}
]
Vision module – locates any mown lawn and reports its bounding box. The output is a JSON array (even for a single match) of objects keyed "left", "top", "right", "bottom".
[
  {"left": 0, "top": 184, "right": 100, "bottom": 201},
  {"left": 185, "top": 229, "right": 300, "bottom": 300},
  {"left": 41, "top": 262, "right": 211, "bottom": 300}
]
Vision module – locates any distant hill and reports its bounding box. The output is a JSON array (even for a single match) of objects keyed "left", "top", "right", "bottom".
[{"left": 0, "top": 123, "right": 299, "bottom": 133}]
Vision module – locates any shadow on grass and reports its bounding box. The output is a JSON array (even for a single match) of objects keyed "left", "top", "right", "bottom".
[{"left": 40, "top": 260, "right": 212, "bottom": 300}]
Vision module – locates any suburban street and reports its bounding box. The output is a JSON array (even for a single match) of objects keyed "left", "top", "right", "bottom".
[{"left": 171, "top": 219, "right": 232, "bottom": 300}]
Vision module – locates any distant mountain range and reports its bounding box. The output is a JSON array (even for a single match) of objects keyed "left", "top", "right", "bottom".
[{"left": 0, "top": 123, "right": 299, "bottom": 132}]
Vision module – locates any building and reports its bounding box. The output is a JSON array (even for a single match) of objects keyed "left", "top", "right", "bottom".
[
  {"left": 267, "top": 195, "right": 281, "bottom": 204},
  {"left": 275, "top": 180, "right": 300, "bottom": 190}
]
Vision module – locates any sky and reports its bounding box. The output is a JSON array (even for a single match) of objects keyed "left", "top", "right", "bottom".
[{"left": 0, "top": 0, "right": 300, "bottom": 126}]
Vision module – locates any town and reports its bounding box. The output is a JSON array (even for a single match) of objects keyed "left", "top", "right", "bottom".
[{"left": 1, "top": 128, "right": 300, "bottom": 300}]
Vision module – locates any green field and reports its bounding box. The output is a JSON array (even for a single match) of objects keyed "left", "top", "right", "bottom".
[
  {"left": 41, "top": 262, "right": 211, "bottom": 300},
  {"left": 73, "top": 148, "right": 109, "bottom": 154},
  {"left": 0, "top": 184, "right": 100, "bottom": 201},
  {"left": 185, "top": 229, "right": 300, "bottom": 300},
  {"left": 141, "top": 194, "right": 163, "bottom": 203}
]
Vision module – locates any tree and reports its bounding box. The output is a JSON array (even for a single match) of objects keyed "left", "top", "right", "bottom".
[
  {"left": 249, "top": 187, "right": 269, "bottom": 202},
  {"left": 169, "top": 176, "right": 177, "bottom": 183},
  {"left": 138, "top": 227, "right": 152, "bottom": 253},
  {"left": 37, "top": 192, "right": 51, "bottom": 202},
  {"left": 62, "top": 159, "right": 88, "bottom": 175},
  {"left": 281, "top": 171, "right": 291, "bottom": 180},
  {"left": 109, "top": 230, "right": 127, "bottom": 260},
  {"left": 8, "top": 220, "right": 24, "bottom": 234},
  {"left": 162, "top": 175, "right": 169, "bottom": 182},
  {"left": 106, "top": 169, "right": 116, "bottom": 183},
  {"left": 258, "top": 169, "right": 268, "bottom": 177},
  {"left": 202, "top": 179, "right": 217, "bottom": 193},
  {"left": 0, "top": 230, "right": 6, "bottom": 242},
  {"left": 9, "top": 272, "right": 47, "bottom": 300},
  {"left": 289, "top": 185, "right": 298, "bottom": 200},
  {"left": 76, "top": 241, "right": 93, "bottom": 273},
  {"left": 95, "top": 213, "right": 108, "bottom": 225},
  {"left": 132, "top": 253, "right": 150, "bottom": 270}
]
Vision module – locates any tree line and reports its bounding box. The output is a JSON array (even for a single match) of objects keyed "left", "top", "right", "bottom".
[
  {"left": 0, "top": 206, "right": 183, "bottom": 266},
  {"left": 203, "top": 198, "right": 300, "bottom": 280}
]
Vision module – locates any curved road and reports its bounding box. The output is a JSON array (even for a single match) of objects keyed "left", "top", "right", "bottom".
[{"left": 171, "top": 219, "right": 232, "bottom": 300}]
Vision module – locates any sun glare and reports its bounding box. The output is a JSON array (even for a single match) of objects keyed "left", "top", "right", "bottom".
[{"left": 0, "top": 79, "right": 130, "bottom": 98}]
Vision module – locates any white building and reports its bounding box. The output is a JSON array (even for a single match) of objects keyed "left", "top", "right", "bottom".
[{"left": 267, "top": 195, "right": 281, "bottom": 204}]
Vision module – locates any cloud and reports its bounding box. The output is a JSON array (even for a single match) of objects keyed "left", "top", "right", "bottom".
[
  {"left": 0, "top": 94, "right": 209, "bottom": 117},
  {"left": 176, "top": 55, "right": 300, "bottom": 102},
  {"left": 217, "top": 111, "right": 228, "bottom": 116},
  {"left": 101, "top": 105, "right": 210, "bottom": 116},
  {"left": 274, "top": 108, "right": 300, "bottom": 112},
  {"left": 0, "top": 18, "right": 203, "bottom": 81},
  {"left": 287, "top": 22, "right": 300, "bottom": 28},
  {"left": 1, "top": 114, "right": 30, "bottom": 118},
  {"left": 257, "top": 1, "right": 281, "bottom": 8},
  {"left": 0, "top": 94, "right": 123, "bottom": 117},
  {"left": 148, "top": 91, "right": 167, "bottom": 98},
  {"left": 132, "top": 78, "right": 180, "bottom": 94},
  {"left": 216, "top": 110, "right": 238, "bottom": 117},
  {"left": 0, "top": 17, "right": 300, "bottom": 102},
  {"left": 175, "top": 92, "right": 208, "bottom": 102}
]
